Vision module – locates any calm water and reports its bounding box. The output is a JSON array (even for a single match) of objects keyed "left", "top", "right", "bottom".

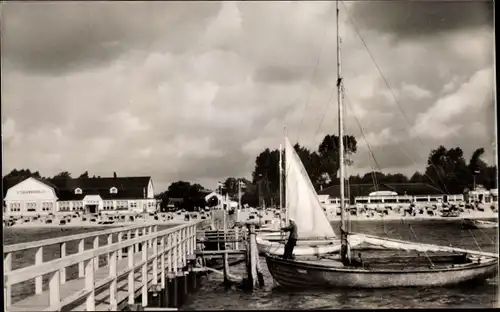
[
  {"left": 4, "top": 224, "right": 178, "bottom": 303},
  {"left": 183, "top": 219, "right": 499, "bottom": 309}
]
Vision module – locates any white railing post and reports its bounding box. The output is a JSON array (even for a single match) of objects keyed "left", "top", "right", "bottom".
[
  {"left": 109, "top": 250, "right": 118, "bottom": 311},
  {"left": 141, "top": 240, "right": 148, "bottom": 307},
  {"left": 142, "top": 228, "right": 147, "bottom": 252},
  {"left": 78, "top": 239, "right": 85, "bottom": 278},
  {"left": 182, "top": 228, "right": 187, "bottom": 267},
  {"left": 127, "top": 245, "right": 134, "bottom": 305},
  {"left": 49, "top": 269, "right": 60, "bottom": 308},
  {"left": 4, "top": 252, "right": 12, "bottom": 310},
  {"left": 60, "top": 242, "right": 67, "bottom": 284},
  {"left": 107, "top": 234, "right": 113, "bottom": 264},
  {"left": 191, "top": 225, "right": 196, "bottom": 254},
  {"left": 148, "top": 226, "right": 153, "bottom": 248},
  {"left": 160, "top": 236, "right": 166, "bottom": 289},
  {"left": 135, "top": 228, "right": 140, "bottom": 253},
  {"left": 93, "top": 236, "right": 99, "bottom": 269},
  {"left": 235, "top": 227, "right": 239, "bottom": 250},
  {"left": 35, "top": 247, "right": 43, "bottom": 294},
  {"left": 173, "top": 232, "right": 178, "bottom": 272},
  {"left": 85, "top": 259, "right": 95, "bottom": 311},
  {"left": 118, "top": 232, "right": 123, "bottom": 260},
  {"left": 167, "top": 234, "right": 173, "bottom": 272},
  {"left": 153, "top": 237, "right": 158, "bottom": 285}
]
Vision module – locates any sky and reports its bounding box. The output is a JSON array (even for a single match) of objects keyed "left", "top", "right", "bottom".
[{"left": 1, "top": 1, "right": 496, "bottom": 193}]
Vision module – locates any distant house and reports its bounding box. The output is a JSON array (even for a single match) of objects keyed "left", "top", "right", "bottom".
[
  {"left": 4, "top": 176, "right": 159, "bottom": 216},
  {"left": 204, "top": 192, "right": 238, "bottom": 209}
]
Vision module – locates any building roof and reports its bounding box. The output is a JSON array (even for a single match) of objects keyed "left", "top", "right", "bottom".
[
  {"left": 5, "top": 176, "right": 152, "bottom": 201},
  {"left": 318, "top": 183, "right": 445, "bottom": 199}
]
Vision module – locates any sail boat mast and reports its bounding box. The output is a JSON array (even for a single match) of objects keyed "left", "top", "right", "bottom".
[
  {"left": 336, "top": 0, "right": 347, "bottom": 259},
  {"left": 279, "top": 143, "right": 283, "bottom": 223}
]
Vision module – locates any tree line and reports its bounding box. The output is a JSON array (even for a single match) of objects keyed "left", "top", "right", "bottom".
[{"left": 2, "top": 133, "right": 497, "bottom": 210}]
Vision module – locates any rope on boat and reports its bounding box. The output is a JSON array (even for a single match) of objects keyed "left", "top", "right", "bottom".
[
  {"left": 409, "top": 225, "right": 434, "bottom": 267},
  {"left": 468, "top": 229, "right": 484, "bottom": 253}
]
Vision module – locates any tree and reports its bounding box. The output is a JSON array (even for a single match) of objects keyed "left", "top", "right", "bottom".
[
  {"left": 163, "top": 181, "right": 208, "bottom": 211},
  {"left": 317, "top": 134, "right": 358, "bottom": 186},
  {"left": 410, "top": 172, "right": 426, "bottom": 183},
  {"left": 78, "top": 171, "right": 89, "bottom": 179},
  {"left": 53, "top": 171, "right": 72, "bottom": 179},
  {"left": 113, "top": 172, "right": 117, "bottom": 178}
]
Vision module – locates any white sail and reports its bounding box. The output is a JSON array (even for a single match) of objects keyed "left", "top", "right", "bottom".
[{"left": 285, "top": 136, "right": 337, "bottom": 239}]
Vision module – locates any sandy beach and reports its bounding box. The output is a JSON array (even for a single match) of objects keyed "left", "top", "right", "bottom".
[{"left": 4, "top": 211, "right": 210, "bottom": 230}]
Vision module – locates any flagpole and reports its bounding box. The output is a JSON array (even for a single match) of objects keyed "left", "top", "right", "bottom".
[{"left": 238, "top": 180, "right": 242, "bottom": 211}]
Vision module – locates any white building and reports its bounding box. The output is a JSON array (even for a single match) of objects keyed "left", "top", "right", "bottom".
[
  {"left": 204, "top": 192, "right": 238, "bottom": 209},
  {"left": 4, "top": 176, "right": 159, "bottom": 216}
]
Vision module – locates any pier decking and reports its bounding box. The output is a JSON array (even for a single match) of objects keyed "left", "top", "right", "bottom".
[{"left": 4, "top": 221, "right": 207, "bottom": 311}]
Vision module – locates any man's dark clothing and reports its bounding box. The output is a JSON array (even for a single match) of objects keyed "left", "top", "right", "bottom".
[{"left": 281, "top": 222, "right": 298, "bottom": 259}]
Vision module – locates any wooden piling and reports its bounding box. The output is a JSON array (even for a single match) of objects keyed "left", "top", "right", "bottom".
[{"left": 167, "top": 273, "right": 178, "bottom": 308}]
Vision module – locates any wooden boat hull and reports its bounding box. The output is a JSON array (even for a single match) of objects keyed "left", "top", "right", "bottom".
[{"left": 265, "top": 254, "right": 498, "bottom": 288}]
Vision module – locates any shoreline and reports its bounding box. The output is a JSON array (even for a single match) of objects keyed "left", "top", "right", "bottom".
[
  {"left": 4, "top": 220, "right": 190, "bottom": 230},
  {"left": 240, "top": 210, "right": 498, "bottom": 223},
  {"left": 327, "top": 212, "right": 499, "bottom": 222}
]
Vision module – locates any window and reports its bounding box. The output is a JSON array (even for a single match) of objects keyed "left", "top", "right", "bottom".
[
  {"left": 42, "top": 202, "right": 53, "bottom": 211},
  {"left": 9, "top": 202, "right": 21, "bottom": 212},
  {"left": 26, "top": 202, "right": 37, "bottom": 212},
  {"left": 117, "top": 201, "right": 128, "bottom": 210},
  {"left": 59, "top": 201, "right": 70, "bottom": 211},
  {"left": 110, "top": 187, "right": 118, "bottom": 194},
  {"left": 130, "top": 202, "right": 137, "bottom": 208},
  {"left": 75, "top": 188, "right": 83, "bottom": 195}
]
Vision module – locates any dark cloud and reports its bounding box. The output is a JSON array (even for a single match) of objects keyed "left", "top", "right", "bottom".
[
  {"left": 349, "top": 1, "right": 493, "bottom": 38},
  {"left": 1, "top": 2, "right": 221, "bottom": 75}
]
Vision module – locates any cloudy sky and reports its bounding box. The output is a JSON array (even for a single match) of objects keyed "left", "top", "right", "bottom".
[{"left": 1, "top": 1, "right": 495, "bottom": 192}]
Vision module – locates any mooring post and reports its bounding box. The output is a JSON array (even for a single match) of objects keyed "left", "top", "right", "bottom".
[
  {"left": 222, "top": 251, "right": 230, "bottom": 288},
  {"left": 243, "top": 223, "right": 258, "bottom": 291}
]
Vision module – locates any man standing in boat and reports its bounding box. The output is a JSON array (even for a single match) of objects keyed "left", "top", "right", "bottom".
[{"left": 281, "top": 218, "right": 298, "bottom": 259}]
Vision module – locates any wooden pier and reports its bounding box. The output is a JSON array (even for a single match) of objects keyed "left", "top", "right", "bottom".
[
  {"left": 4, "top": 213, "right": 264, "bottom": 311},
  {"left": 4, "top": 221, "right": 209, "bottom": 312}
]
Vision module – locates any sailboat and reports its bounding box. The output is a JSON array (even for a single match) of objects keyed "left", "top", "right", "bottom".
[
  {"left": 256, "top": 136, "right": 366, "bottom": 256},
  {"left": 264, "top": 1, "right": 498, "bottom": 288}
]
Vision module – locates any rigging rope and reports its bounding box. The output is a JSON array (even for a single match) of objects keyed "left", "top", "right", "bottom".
[
  {"left": 478, "top": 227, "right": 495, "bottom": 244},
  {"left": 409, "top": 225, "right": 434, "bottom": 267},
  {"left": 296, "top": 23, "right": 330, "bottom": 145},
  {"left": 468, "top": 229, "right": 484, "bottom": 253},
  {"left": 343, "top": 87, "right": 382, "bottom": 187},
  {"left": 340, "top": 1, "right": 452, "bottom": 195}
]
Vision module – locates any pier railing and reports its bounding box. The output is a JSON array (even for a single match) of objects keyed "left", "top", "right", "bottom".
[{"left": 4, "top": 221, "right": 203, "bottom": 311}]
